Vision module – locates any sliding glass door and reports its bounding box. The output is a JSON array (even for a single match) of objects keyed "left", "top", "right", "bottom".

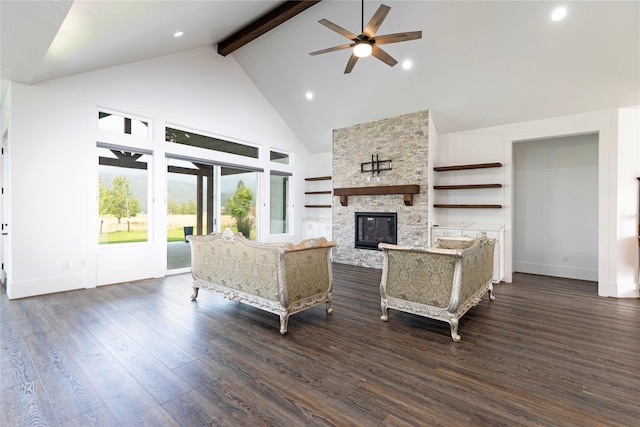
[
  {"left": 166, "top": 158, "right": 211, "bottom": 270},
  {"left": 166, "top": 158, "right": 258, "bottom": 270}
]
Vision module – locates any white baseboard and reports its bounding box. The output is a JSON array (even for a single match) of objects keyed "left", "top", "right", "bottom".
[
  {"left": 513, "top": 261, "right": 597, "bottom": 281},
  {"left": 7, "top": 274, "right": 86, "bottom": 299}
]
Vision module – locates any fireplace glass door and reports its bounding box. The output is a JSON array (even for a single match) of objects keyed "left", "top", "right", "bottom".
[{"left": 355, "top": 212, "right": 397, "bottom": 250}]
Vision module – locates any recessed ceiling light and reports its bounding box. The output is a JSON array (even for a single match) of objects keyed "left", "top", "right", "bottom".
[
  {"left": 305, "top": 92, "right": 314, "bottom": 100},
  {"left": 173, "top": 31, "right": 184, "bottom": 38},
  {"left": 402, "top": 60, "right": 412, "bottom": 70},
  {"left": 551, "top": 7, "right": 567, "bottom": 21}
]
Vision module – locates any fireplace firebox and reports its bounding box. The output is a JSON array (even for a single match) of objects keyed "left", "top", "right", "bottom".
[{"left": 355, "top": 212, "right": 397, "bottom": 250}]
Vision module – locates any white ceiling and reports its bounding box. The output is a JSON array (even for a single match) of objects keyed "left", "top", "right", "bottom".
[{"left": 2, "top": 1, "right": 639, "bottom": 153}]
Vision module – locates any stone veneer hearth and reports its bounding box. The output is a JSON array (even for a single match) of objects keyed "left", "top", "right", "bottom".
[{"left": 332, "top": 110, "right": 430, "bottom": 269}]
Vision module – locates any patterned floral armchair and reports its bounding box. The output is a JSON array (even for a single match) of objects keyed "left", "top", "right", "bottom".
[
  {"left": 188, "top": 229, "right": 334, "bottom": 335},
  {"left": 379, "top": 235, "right": 496, "bottom": 341}
]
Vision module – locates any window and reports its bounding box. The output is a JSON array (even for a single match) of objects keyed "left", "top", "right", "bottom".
[
  {"left": 166, "top": 127, "right": 258, "bottom": 159},
  {"left": 98, "top": 146, "right": 149, "bottom": 244},
  {"left": 222, "top": 168, "right": 258, "bottom": 239},
  {"left": 270, "top": 172, "right": 290, "bottom": 234},
  {"left": 270, "top": 151, "right": 289, "bottom": 165},
  {"left": 98, "top": 111, "right": 149, "bottom": 137},
  {"left": 166, "top": 126, "right": 262, "bottom": 239}
]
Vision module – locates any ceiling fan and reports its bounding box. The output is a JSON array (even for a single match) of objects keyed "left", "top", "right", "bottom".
[{"left": 309, "top": 1, "right": 422, "bottom": 74}]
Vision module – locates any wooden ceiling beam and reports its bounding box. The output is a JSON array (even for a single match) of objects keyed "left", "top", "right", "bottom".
[{"left": 217, "top": 0, "right": 321, "bottom": 56}]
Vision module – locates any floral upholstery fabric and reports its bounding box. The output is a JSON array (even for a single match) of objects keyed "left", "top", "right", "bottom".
[
  {"left": 435, "top": 237, "right": 475, "bottom": 250},
  {"left": 190, "top": 237, "right": 281, "bottom": 301},
  {"left": 283, "top": 248, "right": 331, "bottom": 303},
  {"left": 386, "top": 250, "right": 456, "bottom": 308},
  {"left": 190, "top": 234, "right": 333, "bottom": 304},
  {"left": 458, "top": 241, "right": 495, "bottom": 304}
]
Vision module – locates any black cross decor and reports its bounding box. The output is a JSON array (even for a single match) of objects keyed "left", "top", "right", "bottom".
[{"left": 361, "top": 154, "right": 392, "bottom": 175}]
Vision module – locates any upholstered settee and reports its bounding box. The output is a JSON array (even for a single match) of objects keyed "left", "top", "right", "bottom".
[
  {"left": 188, "top": 229, "right": 335, "bottom": 335},
  {"left": 378, "top": 235, "right": 496, "bottom": 341}
]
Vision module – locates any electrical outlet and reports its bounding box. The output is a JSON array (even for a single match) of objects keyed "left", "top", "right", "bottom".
[
  {"left": 60, "top": 260, "right": 69, "bottom": 270},
  {"left": 562, "top": 256, "right": 569, "bottom": 262}
]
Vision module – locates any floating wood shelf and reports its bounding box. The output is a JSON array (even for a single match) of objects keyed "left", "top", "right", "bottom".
[
  {"left": 305, "top": 176, "right": 331, "bottom": 181},
  {"left": 434, "top": 184, "right": 502, "bottom": 190},
  {"left": 305, "top": 176, "right": 332, "bottom": 208},
  {"left": 333, "top": 185, "right": 420, "bottom": 207},
  {"left": 434, "top": 204, "right": 502, "bottom": 209},
  {"left": 433, "top": 163, "right": 503, "bottom": 208},
  {"left": 434, "top": 162, "right": 502, "bottom": 172}
]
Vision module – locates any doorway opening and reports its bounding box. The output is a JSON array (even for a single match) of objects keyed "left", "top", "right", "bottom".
[{"left": 513, "top": 133, "right": 598, "bottom": 282}]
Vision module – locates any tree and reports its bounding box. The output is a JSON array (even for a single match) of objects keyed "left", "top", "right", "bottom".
[
  {"left": 100, "top": 176, "right": 140, "bottom": 229},
  {"left": 183, "top": 200, "right": 196, "bottom": 214},
  {"left": 167, "top": 199, "right": 179, "bottom": 215},
  {"left": 168, "top": 199, "right": 197, "bottom": 215},
  {"left": 226, "top": 180, "right": 254, "bottom": 237}
]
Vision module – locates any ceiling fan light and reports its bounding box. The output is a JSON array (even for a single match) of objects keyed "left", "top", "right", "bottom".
[
  {"left": 353, "top": 42, "right": 372, "bottom": 58},
  {"left": 551, "top": 7, "right": 567, "bottom": 21}
]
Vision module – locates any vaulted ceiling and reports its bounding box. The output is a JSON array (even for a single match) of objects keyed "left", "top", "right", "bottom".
[{"left": 2, "top": 1, "right": 639, "bottom": 153}]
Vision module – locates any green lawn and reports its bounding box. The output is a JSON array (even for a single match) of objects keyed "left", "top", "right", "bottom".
[
  {"left": 99, "top": 228, "right": 187, "bottom": 244},
  {"left": 99, "top": 226, "right": 256, "bottom": 244},
  {"left": 167, "top": 228, "right": 186, "bottom": 242}
]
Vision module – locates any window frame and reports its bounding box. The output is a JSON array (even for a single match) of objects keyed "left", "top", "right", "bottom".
[{"left": 97, "top": 142, "right": 153, "bottom": 246}]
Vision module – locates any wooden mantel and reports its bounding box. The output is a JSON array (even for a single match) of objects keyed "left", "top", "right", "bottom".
[{"left": 333, "top": 185, "right": 420, "bottom": 206}]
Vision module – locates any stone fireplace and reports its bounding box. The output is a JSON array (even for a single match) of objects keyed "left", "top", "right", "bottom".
[{"left": 332, "top": 110, "right": 430, "bottom": 269}]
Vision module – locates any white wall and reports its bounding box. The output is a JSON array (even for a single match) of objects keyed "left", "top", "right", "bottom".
[
  {"left": 513, "top": 134, "right": 598, "bottom": 281},
  {"left": 436, "top": 108, "right": 640, "bottom": 297},
  {"left": 4, "top": 46, "right": 314, "bottom": 298},
  {"left": 0, "top": 90, "right": 8, "bottom": 287},
  {"left": 615, "top": 107, "right": 640, "bottom": 297},
  {"left": 6, "top": 83, "right": 90, "bottom": 298}
]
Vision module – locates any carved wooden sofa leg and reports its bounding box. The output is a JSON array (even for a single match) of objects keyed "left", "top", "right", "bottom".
[
  {"left": 380, "top": 300, "right": 389, "bottom": 321},
  {"left": 190, "top": 286, "right": 199, "bottom": 301},
  {"left": 279, "top": 313, "right": 290, "bottom": 335},
  {"left": 448, "top": 317, "right": 461, "bottom": 342},
  {"left": 325, "top": 301, "right": 333, "bottom": 315}
]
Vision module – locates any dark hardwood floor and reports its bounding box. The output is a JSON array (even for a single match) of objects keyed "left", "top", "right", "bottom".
[{"left": 2, "top": 264, "right": 639, "bottom": 426}]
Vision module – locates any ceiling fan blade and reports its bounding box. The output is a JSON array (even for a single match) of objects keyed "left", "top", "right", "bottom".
[
  {"left": 371, "top": 45, "right": 397, "bottom": 67},
  {"left": 363, "top": 4, "right": 391, "bottom": 38},
  {"left": 373, "top": 31, "right": 422, "bottom": 45},
  {"left": 318, "top": 19, "right": 359, "bottom": 40},
  {"left": 309, "top": 43, "right": 354, "bottom": 56},
  {"left": 344, "top": 53, "right": 359, "bottom": 74}
]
